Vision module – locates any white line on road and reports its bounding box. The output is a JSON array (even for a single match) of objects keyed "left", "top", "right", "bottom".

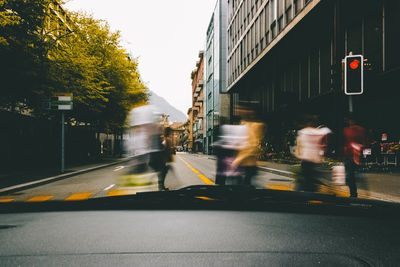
[
  {"left": 113, "top": 166, "right": 125, "bottom": 172},
  {"left": 259, "top": 166, "right": 294, "bottom": 175},
  {"left": 104, "top": 184, "right": 115, "bottom": 191}
]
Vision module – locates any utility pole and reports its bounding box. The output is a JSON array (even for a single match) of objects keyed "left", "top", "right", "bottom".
[
  {"left": 52, "top": 93, "right": 73, "bottom": 173},
  {"left": 61, "top": 111, "right": 65, "bottom": 173}
]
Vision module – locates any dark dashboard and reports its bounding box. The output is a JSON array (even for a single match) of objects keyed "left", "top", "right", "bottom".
[{"left": 0, "top": 187, "right": 399, "bottom": 266}]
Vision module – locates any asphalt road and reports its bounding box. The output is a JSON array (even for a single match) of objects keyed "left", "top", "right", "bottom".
[{"left": 0, "top": 153, "right": 294, "bottom": 202}]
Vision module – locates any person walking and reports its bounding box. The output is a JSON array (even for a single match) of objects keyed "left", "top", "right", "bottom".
[
  {"left": 295, "top": 115, "right": 332, "bottom": 192},
  {"left": 232, "top": 102, "right": 264, "bottom": 185},
  {"left": 159, "top": 127, "right": 174, "bottom": 190},
  {"left": 343, "top": 117, "right": 366, "bottom": 198},
  {"left": 214, "top": 124, "right": 247, "bottom": 185}
]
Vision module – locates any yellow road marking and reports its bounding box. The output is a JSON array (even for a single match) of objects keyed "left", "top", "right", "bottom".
[
  {"left": 0, "top": 198, "right": 14, "bottom": 203},
  {"left": 267, "top": 185, "right": 293, "bottom": 191},
  {"left": 27, "top": 195, "right": 53, "bottom": 202},
  {"left": 319, "top": 185, "right": 348, "bottom": 197},
  {"left": 107, "top": 190, "right": 130, "bottom": 196},
  {"left": 177, "top": 156, "right": 215, "bottom": 185},
  {"left": 65, "top": 192, "right": 92, "bottom": 201},
  {"left": 198, "top": 174, "right": 214, "bottom": 185},
  {"left": 195, "top": 196, "right": 215, "bottom": 200},
  {"left": 309, "top": 200, "right": 323, "bottom": 204}
]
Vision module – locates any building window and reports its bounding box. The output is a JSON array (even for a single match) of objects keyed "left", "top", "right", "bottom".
[
  {"left": 385, "top": 1, "right": 400, "bottom": 70},
  {"left": 294, "top": 0, "right": 301, "bottom": 14},
  {"left": 271, "top": 0, "right": 277, "bottom": 21},
  {"left": 286, "top": 5, "right": 292, "bottom": 23},
  {"left": 271, "top": 21, "right": 276, "bottom": 39},
  {"left": 278, "top": 16, "right": 284, "bottom": 32}
]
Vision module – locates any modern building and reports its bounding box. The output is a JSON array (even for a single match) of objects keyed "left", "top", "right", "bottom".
[
  {"left": 226, "top": 0, "right": 400, "bottom": 151},
  {"left": 42, "top": 0, "right": 74, "bottom": 48},
  {"left": 204, "top": 0, "right": 230, "bottom": 154},
  {"left": 190, "top": 51, "right": 205, "bottom": 152}
]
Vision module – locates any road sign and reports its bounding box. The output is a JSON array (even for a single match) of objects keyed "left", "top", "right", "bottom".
[
  {"left": 344, "top": 55, "right": 364, "bottom": 95},
  {"left": 50, "top": 93, "right": 73, "bottom": 173},
  {"left": 52, "top": 93, "right": 73, "bottom": 110}
]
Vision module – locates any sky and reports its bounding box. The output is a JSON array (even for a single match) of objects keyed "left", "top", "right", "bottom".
[{"left": 64, "top": 0, "right": 217, "bottom": 115}]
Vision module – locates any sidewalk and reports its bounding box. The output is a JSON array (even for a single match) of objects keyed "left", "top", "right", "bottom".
[
  {"left": 0, "top": 157, "right": 128, "bottom": 192},
  {"left": 258, "top": 160, "right": 400, "bottom": 203}
]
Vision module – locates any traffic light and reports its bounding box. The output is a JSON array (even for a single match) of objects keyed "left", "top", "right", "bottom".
[{"left": 344, "top": 55, "right": 363, "bottom": 95}]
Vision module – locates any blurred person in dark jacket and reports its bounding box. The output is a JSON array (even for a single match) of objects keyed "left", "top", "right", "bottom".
[{"left": 343, "top": 116, "right": 366, "bottom": 198}]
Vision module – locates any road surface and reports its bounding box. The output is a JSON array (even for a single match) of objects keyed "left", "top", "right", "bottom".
[{"left": 0, "top": 153, "right": 293, "bottom": 202}]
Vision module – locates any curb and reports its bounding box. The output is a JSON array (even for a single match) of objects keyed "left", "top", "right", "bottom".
[{"left": 0, "top": 158, "right": 131, "bottom": 195}]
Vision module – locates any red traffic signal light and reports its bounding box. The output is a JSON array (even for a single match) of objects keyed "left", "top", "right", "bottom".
[
  {"left": 344, "top": 55, "right": 364, "bottom": 95},
  {"left": 349, "top": 59, "right": 360, "bottom": 70}
]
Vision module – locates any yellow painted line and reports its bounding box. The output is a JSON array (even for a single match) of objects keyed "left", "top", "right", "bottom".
[
  {"left": 177, "top": 155, "right": 215, "bottom": 185},
  {"left": 27, "top": 195, "right": 53, "bottom": 202},
  {"left": 198, "top": 174, "right": 214, "bottom": 185},
  {"left": 195, "top": 196, "right": 215, "bottom": 201},
  {"left": 107, "top": 190, "right": 130, "bottom": 197},
  {"left": 319, "top": 185, "right": 348, "bottom": 197},
  {"left": 267, "top": 185, "right": 293, "bottom": 191},
  {"left": 309, "top": 200, "right": 323, "bottom": 204},
  {"left": 65, "top": 192, "right": 92, "bottom": 201},
  {"left": 0, "top": 198, "right": 14, "bottom": 203}
]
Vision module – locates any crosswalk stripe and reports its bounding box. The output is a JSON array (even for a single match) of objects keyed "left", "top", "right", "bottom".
[
  {"left": 107, "top": 190, "right": 129, "bottom": 196},
  {"left": 27, "top": 195, "right": 53, "bottom": 202},
  {"left": 0, "top": 198, "right": 14, "bottom": 203},
  {"left": 65, "top": 192, "right": 92, "bottom": 201}
]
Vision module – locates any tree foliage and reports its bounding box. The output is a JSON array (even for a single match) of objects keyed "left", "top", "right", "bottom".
[{"left": 0, "top": 0, "right": 148, "bottom": 131}]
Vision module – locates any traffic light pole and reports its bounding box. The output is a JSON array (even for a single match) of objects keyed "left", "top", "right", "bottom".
[
  {"left": 349, "top": 95, "right": 353, "bottom": 113},
  {"left": 61, "top": 111, "right": 65, "bottom": 173}
]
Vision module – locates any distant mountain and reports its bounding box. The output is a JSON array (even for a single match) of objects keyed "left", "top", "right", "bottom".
[{"left": 149, "top": 90, "right": 188, "bottom": 123}]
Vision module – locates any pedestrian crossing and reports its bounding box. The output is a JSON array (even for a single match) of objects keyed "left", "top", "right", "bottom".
[{"left": 0, "top": 184, "right": 356, "bottom": 203}]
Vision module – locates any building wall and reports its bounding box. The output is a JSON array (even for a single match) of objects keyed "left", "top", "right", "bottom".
[
  {"left": 227, "top": 0, "right": 400, "bottom": 151},
  {"left": 191, "top": 51, "right": 205, "bottom": 152},
  {"left": 187, "top": 108, "right": 193, "bottom": 150},
  {"left": 204, "top": 0, "right": 229, "bottom": 154}
]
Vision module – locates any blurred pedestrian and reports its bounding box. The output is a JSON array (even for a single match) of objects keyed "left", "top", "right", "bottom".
[
  {"left": 232, "top": 101, "right": 264, "bottom": 185},
  {"left": 343, "top": 116, "right": 366, "bottom": 198},
  {"left": 295, "top": 115, "right": 332, "bottom": 192},
  {"left": 214, "top": 124, "right": 247, "bottom": 185},
  {"left": 159, "top": 127, "right": 174, "bottom": 190}
]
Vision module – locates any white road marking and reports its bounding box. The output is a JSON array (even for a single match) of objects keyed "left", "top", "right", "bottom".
[
  {"left": 104, "top": 184, "right": 115, "bottom": 191},
  {"left": 259, "top": 166, "right": 294, "bottom": 175},
  {"left": 113, "top": 166, "right": 125, "bottom": 172}
]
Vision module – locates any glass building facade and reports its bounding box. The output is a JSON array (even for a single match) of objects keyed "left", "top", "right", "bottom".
[{"left": 204, "top": 0, "right": 228, "bottom": 154}]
